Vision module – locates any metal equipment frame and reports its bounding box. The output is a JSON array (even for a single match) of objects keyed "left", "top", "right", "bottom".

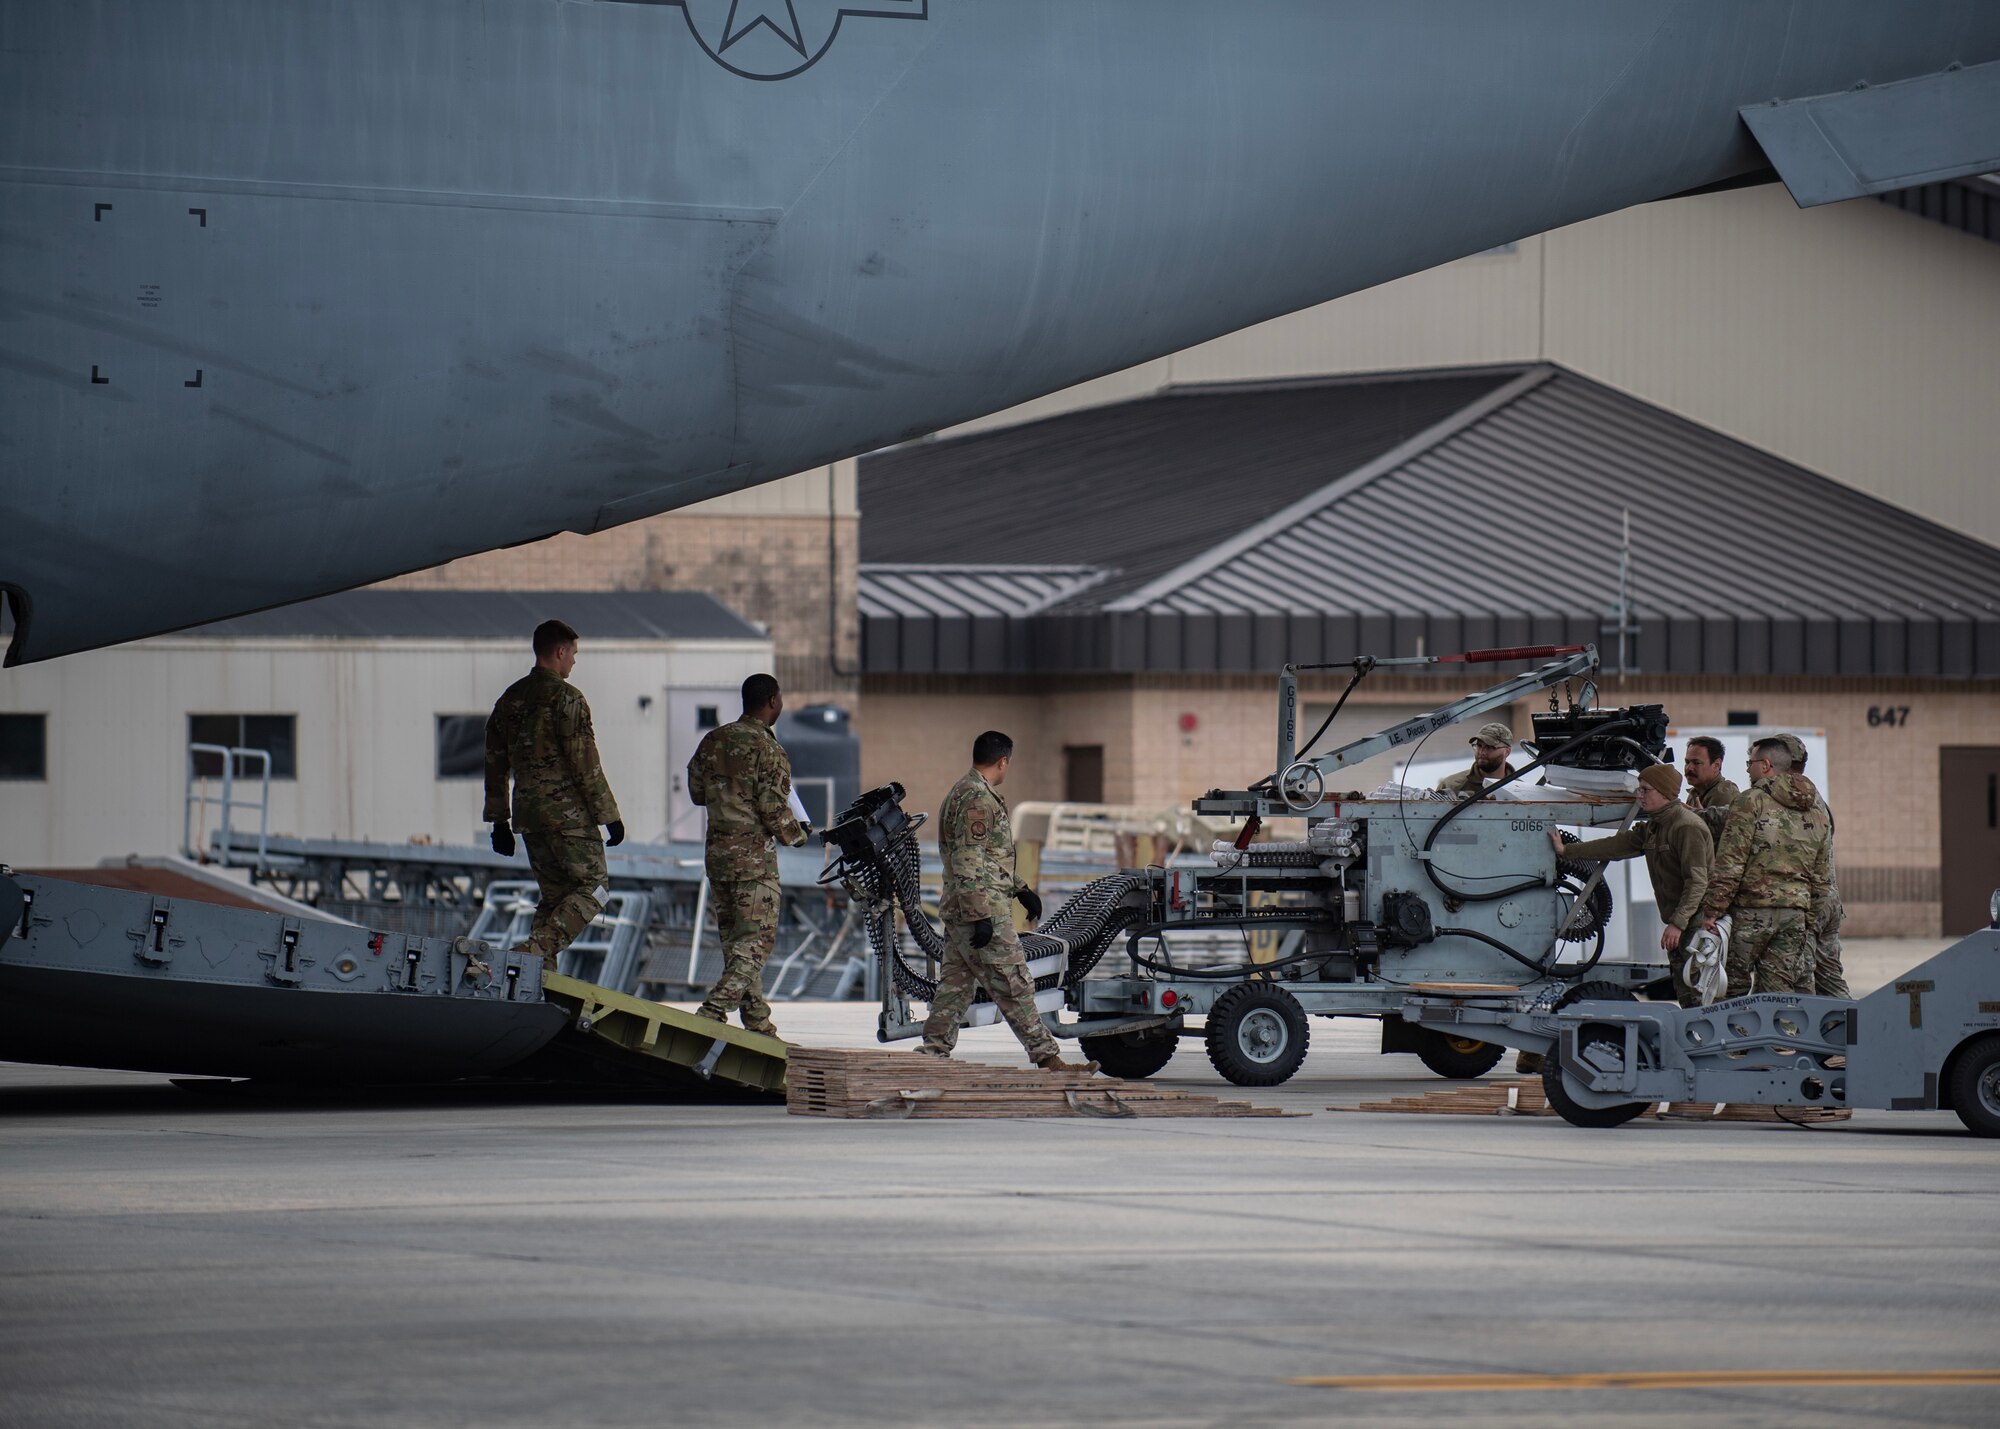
[{"left": 856, "top": 646, "right": 1677, "bottom": 1086}]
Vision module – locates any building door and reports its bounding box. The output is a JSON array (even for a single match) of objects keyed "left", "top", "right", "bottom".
[
  {"left": 665, "top": 689, "right": 732, "bottom": 843},
  {"left": 1940, "top": 746, "right": 2000, "bottom": 935},
  {"left": 1064, "top": 745, "right": 1104, "bottom": 804}
]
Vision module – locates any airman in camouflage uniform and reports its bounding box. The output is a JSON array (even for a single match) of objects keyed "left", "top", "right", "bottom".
[
  {"left": 919, "top": 731, "right": 1095, "bottom": 1073},
  {"left": 484, "top": 620, "right": 625, "bottom": 963},
  {"left": 689, "top": 673, "right": 808, "bottom": 1037},
  {"left": 1700, "top": 738, "right": 1832, "bottom": 997},
  {"left": 1682, "top": 735, "right": 1741, "bottom": 843},
  {"left": 1438, "top": 721, "right": 1517, "bottom": 798},
  {"left": 1779, "top": 734, "right": 1850, "bottom": 998},
  {"left": 1555, "top": 763, "right": 1712, "bottom": 1006}
]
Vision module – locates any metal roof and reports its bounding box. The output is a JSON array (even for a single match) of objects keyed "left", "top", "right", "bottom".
[
  {"left": 858, "top": 565, "right": 1110, "bottom": 619},
  {"left": 1878, "top": 173, "right": 2000, "bottom": 245},
  {"left": 857, "top": 566, "right": 1114, "bottom": 675},
  {"left": 859, "top": 370, "right": 1513, "bottom": 604},
  {"left": 169, "top": 589, "right": 765, "bottom": 643},
  {"left": 861, "top": 365, "right": 2000, "bottom": 678}
]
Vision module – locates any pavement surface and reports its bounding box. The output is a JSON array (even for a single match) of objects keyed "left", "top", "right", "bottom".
[{"left": 1, "top": 939, "right": 1994, "bottom": 1428}]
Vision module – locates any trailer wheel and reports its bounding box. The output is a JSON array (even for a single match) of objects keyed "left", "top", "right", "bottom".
[
  {"left": 1413, "top": 1030, "right": 1506, "bottom": 1080},
  {"left": 1205, "top": 983, "right": 1309, "bottom": 1087},
  {"left": 1948, "top": 1033, "right": 2000, "bottom": 1138},
  {"left": 1080, "top": 1027, "right": 1179, "bottom": 1080},
  {"left": 1542, "top": 981, "right": 1650, "bottom": 1128}
]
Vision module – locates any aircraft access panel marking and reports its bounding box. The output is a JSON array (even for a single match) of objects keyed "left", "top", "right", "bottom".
[{"left": 607, "top": 0, "right": 927, "bottom": 80}]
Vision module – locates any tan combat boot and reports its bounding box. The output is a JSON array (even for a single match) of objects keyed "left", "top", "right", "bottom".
[{"left": 1035, "top": 1053, "right": 1100, "bottom": 1076}]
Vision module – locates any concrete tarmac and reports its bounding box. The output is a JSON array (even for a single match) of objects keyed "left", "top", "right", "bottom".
[{"left": 1, "top": 940, "right": 1994, "bottom": 1428}]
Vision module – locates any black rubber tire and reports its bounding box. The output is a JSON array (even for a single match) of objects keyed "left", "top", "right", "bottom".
[
  {"left": 1204, "top": 982, "right": 1310, "bottom": 1087},
  {"left": 1948, "top": 1032, "right": 2000, "bottom": 1138},
  {"left": 1412, "top": 1029, "right": 1506, "bottom": 1080},
  {"left": 1080, "top": 1027, "right": 1180, "bottom": 1080},
  {"left": 1542, "top": 980, "right": 1650, "bottom": 1129}
]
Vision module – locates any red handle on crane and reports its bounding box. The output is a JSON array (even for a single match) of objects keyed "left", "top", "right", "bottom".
[{"left": 1435, "top": 645, "right": 1588, "bottom": 665}]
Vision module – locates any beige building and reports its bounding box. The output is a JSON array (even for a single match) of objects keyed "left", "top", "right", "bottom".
[{"left": 0, "top": 591, "right": 772, "bottom": 869}]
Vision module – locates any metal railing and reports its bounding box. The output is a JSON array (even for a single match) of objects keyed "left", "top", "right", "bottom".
[
  {"left": 183, "top": 744, "right": 272, "bottom": 870},
  {"left": 467, "top": 880, "right": 653, "bottom": 992}
]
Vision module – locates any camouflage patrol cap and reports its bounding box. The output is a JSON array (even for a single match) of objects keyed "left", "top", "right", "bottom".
[
  {"left": 1773, "top": 733, "right": 1807, "bottom": 765},
  {"left": 1470, "top": 721, "right": 1514, "bottom": 747}
]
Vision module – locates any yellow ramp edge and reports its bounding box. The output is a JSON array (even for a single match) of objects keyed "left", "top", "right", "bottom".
[{"left": 542, "top": 972, "right": 788, "bottom": 1094}]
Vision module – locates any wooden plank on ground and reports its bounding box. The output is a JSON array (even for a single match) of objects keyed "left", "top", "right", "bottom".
[
  {"left": 785, "top": 1047, "right": 1290, "bottom": 1119},
  {"left": 1329, "top": 1080, "right": 1849, "bottom": 1124}
]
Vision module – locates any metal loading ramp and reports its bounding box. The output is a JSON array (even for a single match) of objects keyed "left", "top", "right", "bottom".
[
  {"left": 0, "top": 868, "right": 787, "bottom": 1097},
  {"left": 539, "top": 972, "right": 789, "bottom": 1095}
]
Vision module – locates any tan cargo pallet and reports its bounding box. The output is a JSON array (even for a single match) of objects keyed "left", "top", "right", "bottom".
[
  {"left": 786, "top": 1047, "right": 1287, "bottom": 1119},
  {"left": 1330, "top": 1078, "right": 1850, "bottom": 1123}
]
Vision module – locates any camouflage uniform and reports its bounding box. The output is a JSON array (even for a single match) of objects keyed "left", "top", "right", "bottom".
[
  {"left": 920, "top": 768, "right": 1061, "bottom": 1064},
  {"left": 1438, "top": 761, "right": 1516, "bottom": 798},
  {"left": 1763, "top": 733, "right": 1849, "bottom": 997},
  {"left": 688, "top": 716, "right": 807, "bottom": 1035},
  {"left": 483, "top": 667, "right": 621, "bottom": 960},
  {"left": 1565, "top": 800, "right": 1714, "bottom": 1006},
  {"left": 1699, "top": 772, "right": 1832, "bottom": 997},
  {"left": 1792, "top": 756, "right": 1850, "bottom": 1000},
  {"left": 1685, "top": 774, "right": 1741, "bottom": 844},
  {"left": 1810, "top": 865, "right": 1850, "bottom": 998}
]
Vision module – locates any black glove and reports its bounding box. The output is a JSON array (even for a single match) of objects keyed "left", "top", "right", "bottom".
[
  {"left": 970, "top": 918, "right": 994, "bottom": 949},
  {"left": 605, "top": 820, "right": 625, "bottom": 848},
  {"left": 1016, "top": 886, "right": 1043, "bottom": 922},
  {"left": 490, "top": 821, "right": 516, "bottom": 858}
]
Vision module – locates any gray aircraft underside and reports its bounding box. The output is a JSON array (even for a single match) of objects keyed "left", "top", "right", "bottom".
[{"left": 3, "top": 1, "right": 1997, "bottom": 665}]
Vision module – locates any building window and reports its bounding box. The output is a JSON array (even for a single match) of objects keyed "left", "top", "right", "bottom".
[
  {"left": 1726, "top": 711, "right": 1761, "bottom": 727},
  {"left": 188, "top": 714, "right": 296, "bottom": 780},
  {"left": 697, "top": 704, "right": 720, "bottom": 729},
  {"left": 436, "top": 714, "right": 487, "bottom": 780},
  {"left": 0, "top": 714, "right": 46, "bottom": 781}
]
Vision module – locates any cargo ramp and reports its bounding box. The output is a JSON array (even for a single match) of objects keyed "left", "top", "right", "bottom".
[
  {"left": 0, "top": 868, "right": 786, "bottom": 1096},
  {"left": 539, "top": 971, "right": 787, "bottom": 1094}
]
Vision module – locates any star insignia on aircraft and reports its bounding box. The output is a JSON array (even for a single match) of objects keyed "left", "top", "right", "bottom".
[
  {"left": 722, "top": 0, "right": 807, "bottom": 59},
  {"left": 649, "top": 0, "right": 928, "bottom": 81}
]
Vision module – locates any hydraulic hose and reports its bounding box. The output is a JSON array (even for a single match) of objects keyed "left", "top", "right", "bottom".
[
  {"left": 1418, "top": 717, "right": 1638, "bottom": 903},
  {"left": 1434, "top": 925, "right": 1548, "bottom": 974},
  {"left": 1294, "top": 663, "right": 1369, "bottom": 763}
]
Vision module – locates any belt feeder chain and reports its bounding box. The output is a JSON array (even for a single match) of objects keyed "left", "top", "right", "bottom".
[{"left": 817, "top": 783, "right": 1145, "bottom": 1002}]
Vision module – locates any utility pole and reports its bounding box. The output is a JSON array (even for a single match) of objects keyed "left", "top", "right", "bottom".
[{"left": 1601, "top": 507, "right": 1641, "bottom": 676}]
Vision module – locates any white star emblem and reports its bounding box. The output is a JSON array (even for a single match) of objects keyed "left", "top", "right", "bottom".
[{"left": 721, "top": 0, "right": 807, "bottom": 58}]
